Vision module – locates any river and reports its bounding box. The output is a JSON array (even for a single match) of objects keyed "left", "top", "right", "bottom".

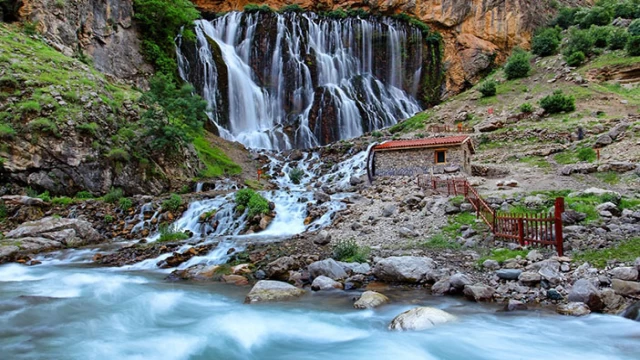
[{"left": 1, "top": 248, "right": 639, "bottom": 360}]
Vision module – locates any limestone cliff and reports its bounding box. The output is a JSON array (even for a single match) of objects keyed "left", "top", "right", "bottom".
[
  {"left": 192, "top": 0, "right": 591, "bottom": 96},
  {"left": 18, "top": 0, "right": 152, "bottom": 88}
]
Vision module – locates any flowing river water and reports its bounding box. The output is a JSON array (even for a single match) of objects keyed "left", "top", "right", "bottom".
[{"left": 1, "top": 253, "right": 639, "bottom": 360}]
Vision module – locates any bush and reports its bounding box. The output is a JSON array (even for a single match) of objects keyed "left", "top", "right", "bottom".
[
  {"left": 520, "top": 103, "right": 534, "bottom": 113},
  {"left": 106, "top": 148, "right": 130, "bottom": 162},
  {"left": 118, "top": 197, "right": 133, "bottom": 211},
  {"left": 247, "top": 193, "right": 269, "bottom": 218},
  {"left": 552, "top": 7, "right": 578, "bottom": 29},
  {"left": 629, "top": 19, "right": 640, "bottom": 37},
  {"left": 531, "top": 28, "right": 561, "bottom": 56},
  {"left": 0, "top": 123, "right": 16, "bottom": 140},
  {"left": 289, "top": 167, "right": 305, "bottom": 185},
  {"left": 104, "top": 214, "right": 114, "bottom": 223},
  {"left": 539, "top": 90, "right": 576, "bottom": 114},
  {"left": 75, "top": 191, "right": 94, "bottom": 199},
  {"left": 158, "top": 224, "right": 190, "bottom": 242},
  {"left": 627, "top": 36, "right": 640, "bottom": 56},
  {"left": 478, "top": 80, "right": 497, "bottom": 97},
  {"left": 161, "top": 193, "right": 182, "bottom": 212},
  {"left": 503, "top": 48, "right": 531, "bottom": 80},
  {"left": 577, "top": 147, "right": 597, "bottom": 162},
  {"left": 612, "top": 1, "right": 639, "bottom": 19},
  {"left": 29, "top": 118, "right": 58, "bottom": 136},
  {"left": 608, "top": 27, "right": 630, "bottom": 50},
  {"left": 244, "top": 3, "right": 273, "bottom": 13},
  {"left": 104, "top": 187, "right": 124, "bottom": 204},
  {"left": 235, "top": 188, "right": 254, "bottom": 207},
  {"left": 566, "top": 51, "right": 586, "bottom": 66},
  {"left": 563, "top": 28, "right": 595, "bottom": 58},
  {"left": 37, "top": 191, "right": 51, "bottom": 202},
  {"left": 52, "top": 197, "right": 74, "bottom": 206},
  {"left": 332, "top": 238, "right": 370, "bottom": 263},
  {"left": 589, "top": 25, "right": 612, "bottom": 48},
  {"left": 575, "top": 6, "right": 613, "bottom": 28},
  {"left": 279, "top": 4, "right": 303, "bottom": 13},
  {"left": 371, "top": 131, "right": 383, "bottom": 138},
  {"left": 76, "top": 122, "right": 99, "bottom": 137}
]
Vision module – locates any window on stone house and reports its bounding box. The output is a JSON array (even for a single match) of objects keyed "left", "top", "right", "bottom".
[{"left": 434, "top": 149, "right": 446, "bottom": 164}]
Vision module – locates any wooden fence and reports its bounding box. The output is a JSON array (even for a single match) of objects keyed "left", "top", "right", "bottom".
[
  {"left": 420, "top": 176, "right": 564, "bottom": 256},
  {"left": 427, "top": 124, "right": 473, "bottom": 133}
]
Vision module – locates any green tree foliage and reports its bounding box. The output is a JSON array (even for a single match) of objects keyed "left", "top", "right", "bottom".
[
  {"left": 552, "top": 7, "right": 579, "bottom": 29},
  {"left": 133, "top": 0, "right": 200, "bottom": 78},
  {"left": 478, "top": 80, "right": 497, "bottom": 97},
  {"left": 234, "top": 188, "right": 270, "bottom": 218},
  {"left": 539, "top": 90, "right": 576, "bottom": 114},
  {"left": 629, "top": 19, "right": 640, "bottom": 36},
  {"left": 161, "top": 193, "right": 183, "bottom": 212},
  {"left": 608, "top": 27, "right": 631, "bottom": 50},
  {"left": 575, "top": 6, "right": 613, "bottom": 28},
  {"left": 504, "top": 48, "right": 531, "bottom": 80},
  {"left": 627, "top": 35, "right": 640, "bottom": 55},
  {"left": 566, "top": 51, "right": 586, "bottom": 66},
  {"left": 563, "top": 28, "right": 595, "bottom": 62},
  {"left": 589, "top": 25, "right": 612, "bottom": 48},
  {"left": 520, "top": 103, "right": 534, "bottom": 113},
  {"left": 532, "top": 27, "right": 561, "bottom": 56}
]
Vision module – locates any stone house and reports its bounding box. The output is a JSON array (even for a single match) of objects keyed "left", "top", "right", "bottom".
[{"left": 367, "top": 135, "right": 475, "bottom": 178}]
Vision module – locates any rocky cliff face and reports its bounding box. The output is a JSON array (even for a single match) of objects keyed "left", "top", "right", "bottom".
[
  {"left": 18, "top": 0, "right": 151, "bottom": 88},
  {"left": 193, "top": 0, "right": 590, "bottom": 96}
]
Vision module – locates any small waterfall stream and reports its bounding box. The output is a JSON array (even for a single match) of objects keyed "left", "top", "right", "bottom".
[{"left": 177, "top": 11, "right": 433, "bottom": 149}]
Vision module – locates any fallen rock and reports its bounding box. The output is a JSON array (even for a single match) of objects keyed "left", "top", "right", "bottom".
[
  {"left": 449, "top": 273, "right": 472, "bottom": 290},
  {"left": 504, "top": 299, "right": 528, "bottom": 312},
  {"left": 313, "top": 230, "right": 332, "bottom": 246},
  {"left": 557, "top": 302, "right": 591, "bottom": 316},
  {"left": 620, "top": 301, "right": 640, "bottom": 322},
  {"left": 265, "top": 256, "right": 298, "bottom": 280},
  {"left": 338, "top": 261, "right": 371, "bottom": 275},
  {"left": 608, "top": 267, "right": 638, "bottom": 281},
  {"left": 245, "top": 280, "right": 306, "bottom": 303},
  {"left": 7, "top": 216, "right": 102, "bottom": 244},
  {"left": 388, "top": 307, "right": 456, "bottom": 331},
  {"left": 311, "top": 275, "right": 343, "bottom": 291},
  {"left": 518, "top": 272, "right": 542, "bottom": 286},
  {"left": 463, "top": 284, "right": 495, "bottom": 302},
  {"left": 612, "top": 279, "right": 640, "bottom": 296},
  {"left": 222, "top": 274, "right": 249, "bottom": 286},
  {"left": 497, "top": 269, "right": 522, "bottom": 281},
  {"left": 568, "top": 279, "right": 604, "bottom": 311},
  {"left": 373, "top": 256, "right": 436, "bottom": 283},
  {"left": 483, "top": 259, "right": 500, "bottom": 270},
  {"left": 431, "top": 278, "right": 452, "bottom": 295},
  {"left": 353, "top": 291, "right": 389, "bottom": 309},
  {"left": 308, "top": 258, "right": 348, "bottom": 280}
]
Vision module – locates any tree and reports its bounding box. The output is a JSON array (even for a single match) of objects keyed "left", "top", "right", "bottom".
[
  {"left": 532, "top": 28, "right": 561, "bottom": 56},
  {"left": 539, "top": 90, "right": 576, "bottom": 114},
  {"left": 504, "top": 48, "right": 531, "bottom": 80}
]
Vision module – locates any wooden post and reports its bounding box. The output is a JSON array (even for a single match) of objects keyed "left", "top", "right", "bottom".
[
  {"left": 257, "top": 169, "right": 262, "bottom": 182},
  {"left": 554, "top": 197, "right": 565, "bottom": 257},
  {"left": 518, "top": 217, "right": 525, "bottom": 246},
  {"left": 596, "top": 148, "right": 600, "bottom": 162}
]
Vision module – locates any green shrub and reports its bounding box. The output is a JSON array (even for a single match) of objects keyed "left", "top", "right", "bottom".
[
  {"left": 118, "top": 197, "right": 133, "bottom": 211},
  {"left": 104, "top": 187, "right": 123, "bottom": 204},
  {"left": 504, "top": 48, "right": 531, "bottom": 80},
  {"left": 19, "top": 100, "right": 41, "bottom": 114},
  {"left": 279, "top": 4, "right": 303, "bottom": 13},
  {"left": 75, "top": 191, "right": 94, "bottom": 199},
  {"left": 611, "top": 1, "right": 639, "bottom": 19},
  {"left": 552, "top": 7, "right": 578, "bottom": 29},
  {"left": 0, "top": 123, "right": 16, "bottom": 139},
  {"left": 23, "top": 21, "right": 38, "bottom": 35},
  {"left": 324, "top": 9, "right": 348, "bottom": 19},
  {"left": 575, "top": 6, "right": 613, "bottom": 28},
  {"left": 29, "top": 118, "right": 58, "bottom": 136},
  {"left": 577, "top": 147, "right": 597, "bottom": 162},
  {"left": 104, "top": 214, "right": 114, "bottom": 223},
  {"left": 627, "top": 36, "right": 640, "bottom": 56},
  {"left": 566, "top": 51, "right": 586, "bottom": 66},
  {"left": 539, "top": 90, "right": 576, "bottom": 114},
  {"left": 76, "top": 122, "right": 99, "bottom": 137},
  {"left": 106, "top": 148, "right": 130, "bottom": 162},
  {"left": 478, "top": 80, "right": 497, "bottom": 97},
  {"left": 37, "top": 191, "right": 51, "bottom": 202},
  {"left": 564, "top": 28, "right": 595, "bottom": 58},
  {"left": 289, "top": 167, "right": 305, "bottom": 185},
  {"left": 531, "top": 28, "right": 561, "bottom": 56},
  {"left": 629, "top": 19, "right": 640, "bottom": 36},
  {"left": 52, "top": 197, "right": 74, "bottom": 206},
  {"left": 589, "top": 25, "right": 612, "bottom": 48},
  {"left": 0, "top": 200, "right": 7, "bottom": 222},
  {"left": 247, "top": 193, "right": 269, "bottom": 218},
  {"left": 158, "top": 224, "right": 190, "bottom": 242},
  {"left": 371, "top": 131, "right": 383, "bottom": 138},
  {"left": 607, "top": 27, "right": 630, "bottom": 50},
  {"left": 235, "top": 188, "right": 254, "bottom": 207},
  {"left": 244, "top": 3, "right": 274, "bottom": 13},
  {"left": 161, "top": 193, "right": 182, "bottom": 212},
  {"left": 332, "top": 238, "right": 370, "bottom": 263},
  {"left": 421, "top": 233, "right": 461, "bottom": 250},
  {"left": 520, "top": 103, "right": 534, "bottom": 113}
]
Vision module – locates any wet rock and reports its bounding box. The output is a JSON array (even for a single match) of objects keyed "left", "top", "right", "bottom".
[
  {"left": 611, "top": 279, "right": 640, "bottom": 296},
  {"left": 557, "top": 302, "right": 591, "bottom": 316},
  {"left": 463, "top": 284, "right": 495, "bottom": 302},
  {"left": 289, "top": 149, "right": 304, "bottom": 161},
  {"left": 504, "top": 300, "right": 528, "bottom": 311},
  {"left": 222, "top": 275, "right": 249, "bottom": 286},
  {"left": 449, "top": 273, "right": 472, "bottom": 290},
  {"left": 171, "top": 264, "right": 220, "bottom": 281},
  {"left": 353, "top": 291, "right": 389, "bottom": 309},
  {"left": 600, "top": 289, "right": 626, "bottom": 313},
  {"left": 568, "top": 279, "right": 603, "bottom": 312},
  {"left": 497, "top": 269, "right": 522, "bottom": 281},
  {"left": 311, "top": 275, "right": 343, "bottom": 291},
  {"left": 431, "top": 278, "right": 452, "bottom": 295},
  {"left": 314, "top": 191, "right": 331, "bottom": 204},
  {"left": 620, "top": 301, "right": 640, "bottom": 321},
  {"left": 483, "top": 259, "right": 500, "bottom": 270},
  {"left": 7, "top": 216, "right": 102, "bottom": 244},
  {"left": 265, "top": 256, "right": 299, "bottom": 280},
  {"left": 388, "top": 307, "right": 456, "bottom": 331},
  {"left": 608, "top": 267, "right": 638, "bottom": 281},
  {"left": 308, "top": 258, "right": 348, "bottom": 280},
  {"left": 245, "top": 280, "right": 306, "bottom": 303},
  {"left": 547, "top": 289, "right": 563, "bottom": 300},
  {"left": 349, "top": 175, "right": 365, "bottom": 186},
  {"left": 338, "top": 261, "right": 371, "bottom": 275},
  {"left": 373, "top": 256, "right": 436, "bottom": 283}
]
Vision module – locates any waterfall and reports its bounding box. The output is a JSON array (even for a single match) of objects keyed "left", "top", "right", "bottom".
[{"left": 177, "top": 11, "right": 433, "bottom": 149}]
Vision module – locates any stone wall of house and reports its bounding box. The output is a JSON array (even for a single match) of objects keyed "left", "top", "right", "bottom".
[{"left": 374, "top": 146, "right": 470, "bottom": 176}]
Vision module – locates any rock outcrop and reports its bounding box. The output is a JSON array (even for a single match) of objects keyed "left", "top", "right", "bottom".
[
  {"left": 245, "top": 280, "right": 306, "bottom": 303},
  {"left": 388, "top": 307, "right": 456, "bottom": 331}
]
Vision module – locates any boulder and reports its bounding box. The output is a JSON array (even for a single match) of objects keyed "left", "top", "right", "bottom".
[
  {"left": 245, "top": 280, "right": 306, "bottom": 303},
  {"left": 596, "top": 202, "right": 620, "bottom": 217},
  {"left": 388, "top": 307, "right": 456, "bottom": 331},
  {"left": 431, "top": 278, "right": 452, "bottom": 295},
  {"left": 373, "top": 256, "right": 436, "bottom": 283},
  {"left": 463, "top": 284, "right": 495, "bottom": 302},
  {"left": 308, "top": 258, "right": 348, "bottom": 280},
  {"left": 620, "top": 301, "right": 640, "bottom": 322},
  {"left": 600, "top": 288, "right": 626, "bottom": 313},
  {"left": 313, "top": 230, "right": 331, "bottom": 246},
  {"left": 314, "top": 191, "right": 331, "bottom": 204},
  {"left": 6, "top": 217, "right": 102, "bottom": 245},
  {"left": 504, "top": 300, "right": 528, "bottom": 312},
  {"left": 311, "top": 275, "right": 343, "bottom": 291},
  {"left": 338, "top": 261, "right": 371, "bottom": 275},
  {"left": 608, "top": 267, "right": 638, "bottom": 281},
  {"left": 222, "top": 275, "right": 249, "bottom": 286},
  {"left": 0, "top": 195, "right": 46, "bottom": 206},
  {"left": 526, "top": 250, "right": 544, "bottom": 262},
  {"left": 497, "top": 269, "right": 522, "bottom": 281},
  {"left": 611, "top": 279, "right": 640, "bottom": 296},
  {"left": 568, "top": 279, "right": 604, "bottom": 311},
  {"left": 483, "top": 259, "right": 500, "bottom": 270},
  {"left": 171, "top": 264, "right": 220, "bottom": 281},
  {"left": 265, "top": 256, "right": 298, "bottom": 280},
  {"left": 518, "top": 272, "right": 542, "bottom": 286},
  {"left": 449, "top": 273, "right": 472, "bottom": 290},
  {"left": 353, "top": 291, "right": 389, "bottom": 309},
  {"left": 289, "top": 149, "right": 304, "bottom": 161},
  {"left": 562, "top": 210, "right": 587, "bottom": 225},
  {"left": 557, "top": 302, "right": 591, "bottom": 316}
]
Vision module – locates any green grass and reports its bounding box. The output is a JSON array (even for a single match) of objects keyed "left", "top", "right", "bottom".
[
  {"left": 420, "top": 233, "right": 461, "bottom": 250},
  {"left": 574, "top": 238, "right": 640, "bottom": 268},
  {"left": 161, "top": 194, "right": 182, "bottom": 212},
  {"left": 478, "top": 248, "right": 529, "bottom": 265},
  {"left": 51, "top": 197, "right": 74, "bottom": 206},
  {"left": 595, "top": 171, "right": 620, "bottom": 185},
  {"left": 620, "top": 198, "right": 640, "bottom": 210},
  {"left": 192, "top": 134, "right": 242, "bottom": 178},
  {"left": 158, "top": 224, "right": 190, "bottom": 242},
  {"left": 442, "top": 212, "right": 477, "bottom": 238},
  {"left": 519, "top": 156, "right": 551, "bottom": 169},
  {"left": 0, "top": 123, "right": 16, "bottom": 139},
  {"left": 389, "top": 111, "right": 430, "bottom": 134},
  {"left": 332, "top": 238, "right": 370, "bottom": 263}
]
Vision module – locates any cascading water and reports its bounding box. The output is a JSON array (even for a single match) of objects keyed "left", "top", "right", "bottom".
[{"left": 177, "top": 11, "right": 439, "bottom": 149}]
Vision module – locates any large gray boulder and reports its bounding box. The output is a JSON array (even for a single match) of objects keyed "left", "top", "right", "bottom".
[
  {"left": 463, "top": 284, "right": 495, "bottom": 302},
  {"left": 245, "top": 280, "right": 306, "bottom": 303},
  {"left": 265, "top": 256, "right": 298, "bottom": 280},
  {"left": 353, "top": 291, "right": 389, "bottom": 309},
  {"left": 497, "top": 269, "right": 522, "bottom": 281},
  {"left": 308, "top": 258, "right": 348, "bottom": 280},
  {"left": 608, "top": 267, "right": 638, "bottom": 281},
  {"left": 568, "top": 279, "right": 603, "bottom": 311},
  {"left": 388, "top": 307, "right": 456, "bottom": 331},
  {"left": 373, "top": 256, "right": 436, "bottom": 283},
  {"left": 338, "top": 261, "right": 371, "bottom": 275},
  {"left": 311, "top": 276, "right": 343, "bottom": 291},
  {"left": 612, "top": 279, "right": 640, "bottom": 296},
  {"left": 449, "top": 273, "right": 472, "bottom": 290}
]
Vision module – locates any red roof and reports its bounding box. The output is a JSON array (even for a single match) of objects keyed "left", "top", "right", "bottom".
[{"left": 373, "top": 136, "right": 474, "bottom": 153}]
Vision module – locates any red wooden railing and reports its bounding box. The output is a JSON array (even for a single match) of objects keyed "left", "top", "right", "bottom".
[
  {"left": 419, "top": 176, "right": 564, "bottom": 256},
  {"left": 427, "top": 124, "right": 473, "bottom": 133}
]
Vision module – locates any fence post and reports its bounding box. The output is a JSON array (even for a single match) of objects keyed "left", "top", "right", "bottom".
[
  {"left": 518, "top": 217, "right": 525, "bottom": 246},
  {"left": 555, "top": 197, "right": 565, "bottom": 257}
]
